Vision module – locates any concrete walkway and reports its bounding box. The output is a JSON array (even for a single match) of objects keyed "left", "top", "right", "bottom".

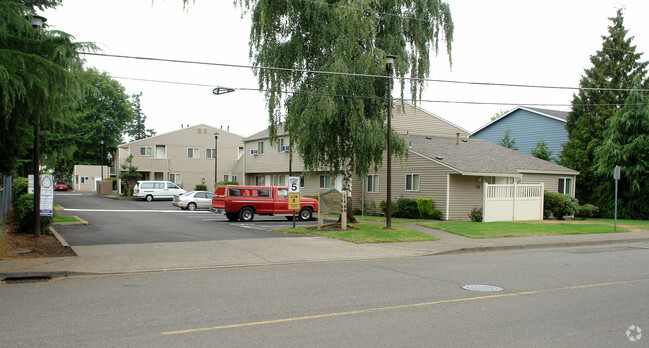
[{"left": 2, "top": 220, "right": 649, "bottom": 280}]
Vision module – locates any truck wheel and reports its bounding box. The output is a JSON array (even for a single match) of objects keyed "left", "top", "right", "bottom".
[
  {"left": 298, "top": 207, "right": 313, "bottom": 221},
  {"left": 226, "top": 212, "right": 239, "bottom": 222},
  {"left": 238, "top": 207, "right": 255, "bottom": 222},
  {"left": 145, "top": 195, "right": 153, "bottom": 202}
]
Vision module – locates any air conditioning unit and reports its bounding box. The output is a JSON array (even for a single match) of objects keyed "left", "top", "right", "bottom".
[
  {"left": 250, "top": 149, "right": 258, "bottom": 155},
  {"left": 281, "top": 145, "right": 289, "bottom": 153}
]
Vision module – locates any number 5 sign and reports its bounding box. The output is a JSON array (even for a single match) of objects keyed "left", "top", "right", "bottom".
[{"left": 288, "top": 176, "right": 300, "bottom": 193}]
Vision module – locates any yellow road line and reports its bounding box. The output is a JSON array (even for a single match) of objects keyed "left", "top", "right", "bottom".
[{"left": 161, "top": 278, "right": 649, "bottom": 335}]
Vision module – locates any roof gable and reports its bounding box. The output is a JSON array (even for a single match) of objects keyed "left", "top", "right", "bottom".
[
  {"left": 472, "top": 106, "right": 568, "bottom": 135},
  {"left": 120, "top": 124, "right": 243, "bottom": 146}
]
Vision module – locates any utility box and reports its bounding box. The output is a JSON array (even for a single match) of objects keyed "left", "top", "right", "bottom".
[{"left": 99, "top": 180, "right": 113, "bottom": 195}]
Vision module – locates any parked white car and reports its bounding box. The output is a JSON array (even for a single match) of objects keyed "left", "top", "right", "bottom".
[
  {"left": 134, "top": 181, "right": 186, "bottom": 201},
  {"left": 172, "top": 191, "right": 213, "bottom": 210}
]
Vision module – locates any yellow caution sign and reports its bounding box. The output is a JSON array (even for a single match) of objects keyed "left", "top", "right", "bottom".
[{"left": 288, "top": 193, "right": 301, "bottom": 210}]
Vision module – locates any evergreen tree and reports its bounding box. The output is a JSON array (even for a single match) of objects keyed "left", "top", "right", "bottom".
[
  {"left": 127, "top": 92, "right": 156, "bottom": 141},
  {"left": 497, "top": 129, "right": 518, "bottom": 150},
  {"left": 236, "top": 0, "right": 453, "bottom": 220},
  {"left": 0, "top": 0, "right": 92, "bottom": 175},
  {"left": 561, "top": 9, "right": 649, "bottom": 205},
  {"left": 594, "top": 76, "right": 649, "bottom": 219},
  {"left": 531, "top": 140, "right": 553, "bottom": 161}
]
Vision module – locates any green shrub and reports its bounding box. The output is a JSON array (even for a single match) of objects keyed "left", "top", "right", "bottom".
[
  {"left": 352, "top": 208, "right": 362, "bottom": 215},
  {"left": 215, "top": 180, "right": 238, "bottom": 186},
  {"left": 417, "top": 198, "right": 435, "bottom": 218},
  {"left": 15, "top": 194, "right": 53, "bottom": 234},
  {"left": 379, "top": 200, "right": 388, "bottom": 214},
  {"left": 195, "top": 184, "right": 208, "bottom": 191},
  {"left": 469, "top": 206, "right": 483, "bottom": 222},
  {"left": 430, "top": 209, "right": 442, "bottom": 220},
  {"left": 12, "top": 177, "right": 28, "bottom": 203},
  {"left": 575, "top": 204, "right": 599, "bottom": 219},
  {"left": 394, "top": 198, "right": 419, "bottom": 218},
  {"left": 544, "top": 191, "right": 579, "bottom": 220}
]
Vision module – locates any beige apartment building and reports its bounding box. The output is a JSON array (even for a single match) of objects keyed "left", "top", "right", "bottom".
[
  {"left": 116, "top": 124, "right": 244, "bottom": 191},
  {"left": 235, "top": 101, "right": 577, "bottom": 220}
]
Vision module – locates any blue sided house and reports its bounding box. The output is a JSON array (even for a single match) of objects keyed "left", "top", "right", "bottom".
[{"left": 471, "top": 106, "right": 568, "bottom": 162}]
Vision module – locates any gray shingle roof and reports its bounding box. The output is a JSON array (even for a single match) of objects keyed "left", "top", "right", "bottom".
[
  {"left": 404, "top": 134, "right": 578, "bottom": 176},
  {"left": 244, "top": 124, "right": 288, "bottom": 142},
  {"left": 522, "top": 107, "right": 569, "bottom": 121}
]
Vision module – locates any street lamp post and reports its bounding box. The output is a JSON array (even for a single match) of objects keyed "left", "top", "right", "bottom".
[
  {"left": 385, "top": 54, "right": 396, "bottom": 229},
  {"left": 214, "top": 132, "right": 219, "bottom": 186},
  {"left": 100, "top": 140, "right": 104, "bottom": 181},
  {"left": 31, "top": 14, "right": 47, "bottom": 238}
]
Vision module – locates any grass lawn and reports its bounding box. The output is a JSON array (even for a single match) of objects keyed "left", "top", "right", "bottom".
[
  {"left": 582, "top": 218, "right": 649, "bottom": 229},
  {"left": 276, "top": 222, "right": 438, "bottom": 244},
  {"left": 53, "top": 215, "right": 81, "bottom": 223},
  {"left": 419, "top": 220, "right": 632, "bottom": 239}
]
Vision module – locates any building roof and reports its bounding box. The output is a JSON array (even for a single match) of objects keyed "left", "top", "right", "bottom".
[
  {"left": 244, "top": 124, "right": 288, "bottom": 142},
  {"left": 119, "top": 124, "right": 243, "bottom": 147},
  {"left": 471, "top": 106, "right": 568, "bottom": 135},
  {"left": 404, "top": 134, "right": 578, "bottom": 177}
]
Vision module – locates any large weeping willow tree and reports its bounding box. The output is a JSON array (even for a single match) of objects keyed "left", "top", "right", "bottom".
[{"left": 236, "top": 0, "right": 453, "bottom": 194}]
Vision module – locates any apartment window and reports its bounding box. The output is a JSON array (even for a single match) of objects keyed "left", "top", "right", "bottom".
[
  {"left": 300, "top": 175, "right": 305, "bottom": 188},
  {"left": 277, "top": 138, "right": 285, "bottom": 152},
  {"left": 231, "top": 175, "right": 237, "bottom": 183},
  {"left": 405, "top": 173, "right": 420, "bottom": 191},
  {"left": 187, "top": 147, "right": 200, "bottom": 158},
  {"left": 223, "top": 174, "right": 230, "bottom": 182},
  {"left": 139, "top": 146, "right": 152, "bottom": 156},
  {"left": 255, "top": 175, "right": 265, "bottom": 186},
  {"left": 319, "top": 175, "right": 331, "bottom": 189},
  {"left": 367, "top": 174, "right": 379, "bottom": 193},
  {"left": 558, "top": 177, "right": 573, "bottom": 196},
  {"left": 272, "top": 175, "right": 284, "bottom": 186},
  {"left": 169, "top": 173, "right": 182, "bottom": 185},
  {"left": 80, "top": 177, "right": 89, "bottom": 184},
  {"left": 257, "top": 141, "right": 264, "bottom": 154},
  {"left": 206, "top": 148, "right": 216, "bottom": 159}
]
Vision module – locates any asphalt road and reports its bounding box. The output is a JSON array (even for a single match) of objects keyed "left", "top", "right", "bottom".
[
  {"left": 54, "top": 192, "right": 316, "bottom": 246},
  {"left": 1, "top": 243, "right": 648, "bottom": 346}
]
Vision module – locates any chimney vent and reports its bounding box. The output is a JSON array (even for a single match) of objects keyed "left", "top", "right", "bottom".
[{"left": 456, "top": 133, "right": 460, "bottom": 145}]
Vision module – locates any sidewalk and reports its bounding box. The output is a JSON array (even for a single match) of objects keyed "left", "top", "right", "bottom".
[{"left": 2, "top": 221, "right": 649, "bottom": 280}]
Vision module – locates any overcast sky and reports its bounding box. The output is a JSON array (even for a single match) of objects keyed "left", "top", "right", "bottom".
[{"left": 43, "top": 0, "right": 648, "bottom": 138}]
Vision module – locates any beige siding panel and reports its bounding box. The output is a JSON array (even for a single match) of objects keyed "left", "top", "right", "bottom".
[
  {"left": 350, "top": 151, "right": 455, "bottom": 220},
  {"left": 392, "top": 101, "right": 469, "bottom": 138},
  {"left": 448, "top": 174, "right": 483, "bottom": 221}
]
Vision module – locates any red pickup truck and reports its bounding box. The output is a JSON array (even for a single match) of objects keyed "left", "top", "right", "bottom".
[{"left": 211, "top": 185, "right": 318, "bottom": 222}]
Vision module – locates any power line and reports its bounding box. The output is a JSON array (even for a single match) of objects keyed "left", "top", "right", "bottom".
[
  {"left": 82, "top": 52, "right": 649, "bottom": 92},
  {"left": 91, "top": 73, "right": 649, "bottom": 108}
]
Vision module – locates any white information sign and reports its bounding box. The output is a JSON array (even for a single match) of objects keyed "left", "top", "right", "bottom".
[
  {"left": 288, "top": 176, "right": 300, "bottom": 193},
  {"left": 40, "top": 174, "right": 54, "bottom": 216},
  {"left": 28, "top": 174, "right": 34, "bottom": 194}
]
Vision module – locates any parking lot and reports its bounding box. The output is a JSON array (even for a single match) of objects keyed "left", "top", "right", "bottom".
[{"left": 54, "top": 192, "right": 317, "bottom": 246}]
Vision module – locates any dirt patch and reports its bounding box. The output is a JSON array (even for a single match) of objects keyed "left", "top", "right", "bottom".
[{"left": 1, "top": 232, "right": 76, "bottom": 260}]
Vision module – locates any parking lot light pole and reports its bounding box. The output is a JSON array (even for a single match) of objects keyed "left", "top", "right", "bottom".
[
  {"left": 214, "top": 132, "right": 219, "bottom": 186},
  {"left": 385, "top": 54, "right": 396, "bottom": 230},
  {"left": 31, "top": 13, "right": 47, "bottom": 238},
  {"left": 100, "top": 140, "right": 104, "bottom": 181}
]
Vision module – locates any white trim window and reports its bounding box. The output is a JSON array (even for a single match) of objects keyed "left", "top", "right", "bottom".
[
  {"left": 187, "top": 147, "right": 200, "bottom": 158},
  {"left": 405, "top": 173, "right": 420, "bottom": 191},
  {"left": 319, "top": 174, "right": 331, "bottom": 189},
  {"left": 277, "top": 138, "right": 285, "bottom": 152},
  {"left": 206, "top": 148, "right": 216, "bottom": 159},
  {"left": 272, "top": 175, "right": 284, "bottom": 186},
  {"left": 367, "top": 174, "right": 379, "bottom": 193},
  {"left": 80, "top": 176, "right": 89, "bottom": 184},
  {"left": 257, "top": 141, "right": 264, "bottom": 154},
  {"left": 231, "top": 175, "right": 237, "bottom": 183},
  {"left": 558, "top": 177, "right": 573, "bottom": 196},
  {"left": 139, "top": 146, "right": 152, "bottom": 156},
  {"left": 169, "top": 173, "right": 182, "bottom": 185}
]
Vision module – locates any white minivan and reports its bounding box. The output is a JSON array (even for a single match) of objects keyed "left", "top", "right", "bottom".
[{"left": 134, "top": 181, "right": 186, "bottom": 201}]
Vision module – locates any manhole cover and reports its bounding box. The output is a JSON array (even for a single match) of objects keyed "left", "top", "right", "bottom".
[
  {"left": 461, "top": 284, "right": 504, "bottom": 292},
  {"left": 8, "top": 249, "right": 32, "bottom": 254}
]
